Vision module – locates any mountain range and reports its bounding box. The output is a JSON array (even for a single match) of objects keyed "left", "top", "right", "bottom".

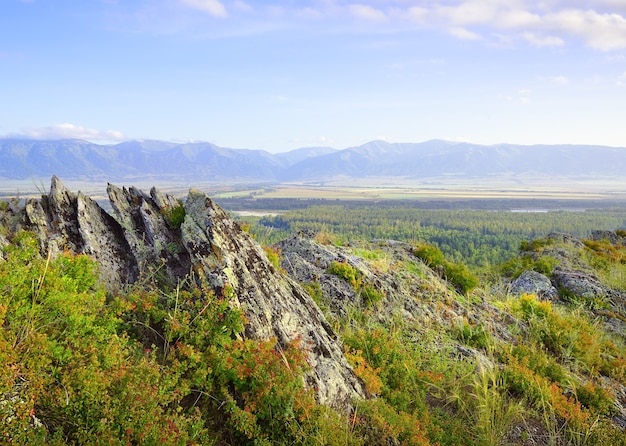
[{"left": 1, "top": 138, "right": 625, "bottom": 184}]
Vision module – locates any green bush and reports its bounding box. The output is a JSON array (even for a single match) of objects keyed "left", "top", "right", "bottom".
[
  {"left": 413, "top": 243, "right": 445, "bottom": 267},
  {"left": 327, "top": 260, "right": 362, "bottom": 288},
  {"left": 161, "top": 200, "right": 186, "bottom": 230},
  {"left": 443, "top": 260, "right": 478, "bottom": 295}
]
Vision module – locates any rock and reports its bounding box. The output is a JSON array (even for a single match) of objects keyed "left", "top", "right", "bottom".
[
  {"left": 546, "top": 232, "right": 584, "bottom": 248},
  {"left": 107, "top": 183, "right": 190, "bottom": 285},
  {"left": 510, "top": 270, "right": 558, "bottom": 300},
  {"left": 75, "top": 191, "right": 139, "bottom": 286},
  {"left": 181, "top": 190, "right": 367, "bottom": 408},
  {"left": 0, "top": 234, "right": 7, "bottom": 261},
  {"left": 552, "top": 268, "right": 606, "bottom": 300},
  {"left": 11, "top": 177, "right": 367, "bottom": 411},
  {"left": 590, "top": 230, "right": 626, "bottom": 246}
]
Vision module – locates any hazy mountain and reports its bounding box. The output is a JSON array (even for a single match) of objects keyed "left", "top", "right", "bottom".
[
  {"left": 283, "top": 140, "right": 626, "bottom": 180},
  {"left": 274, "top": 146, "right": 338, "bottom": 166},
  {"left": 2, "top": 138, "right": 626, "bottom": 183}
]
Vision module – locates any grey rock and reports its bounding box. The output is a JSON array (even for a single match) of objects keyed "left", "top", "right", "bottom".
[
  {"left": 10, "top": 177, "right": 366, "bottom": 411},
  {"left": 107, "top": 183, "right": 190, "bottom": 284},
  {"left": 552, "top": 268, "right": 606, "bottom": 300},
  {"left": 510, "top": 270, "right": 558, "bottom": 300},
  {"left": 546, "top": 232, "right": 584, "bottom": 248},
  {"left": 76, "top": 191, "right": 139, "bottom": 286},
  {"left": 590, "top": 230, "right": 626, "bottom": 246},
  {"left": 181, "top": 190, "right": 367, "bottom": 408},
  {"left": 0, "top": 234, "right": 7, "bottom": 261}
]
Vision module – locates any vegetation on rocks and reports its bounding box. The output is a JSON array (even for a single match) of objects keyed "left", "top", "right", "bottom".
[{"left": 2, "top": 182, "right": 626, "bottom": 445}]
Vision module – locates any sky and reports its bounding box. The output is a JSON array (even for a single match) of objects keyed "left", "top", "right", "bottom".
[{"left": 1, "top": 0, "right": 626, "bottom": 153}]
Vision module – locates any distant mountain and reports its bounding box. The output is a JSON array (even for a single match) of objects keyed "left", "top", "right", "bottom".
[
  {"left": 274, "top": 146, "right": 337, "bottom": 166},
  {"left": 0, "top": 139, "right": 282, "bottom": 182},
  {"left": 283, "top": 140, "right": 626, "bottom": 180},
  {"left": 1, "top": 138, "right": 626, "bottom": 183}
]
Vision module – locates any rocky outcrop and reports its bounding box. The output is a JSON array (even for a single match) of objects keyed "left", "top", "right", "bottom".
[
  {"left": 6, "top": 176, "right": 366, "bottom": 410},
  {"left": 590, "top": 230, "right": 626, "bottom": 246},
  {"left": 551, "top": 268, "right": 607, "bottom": 300},
  {"left": 510, "top": 270, "right": 558, "bottom": 300},
  {"left": 276, "top": 233, "right": 520, "bottom": 346},
  {"left": 23, "top": 176, "right": 139, "bottom": 285},
  {"left": 180, "top": 190, "right": 366, "bottom": 407}
]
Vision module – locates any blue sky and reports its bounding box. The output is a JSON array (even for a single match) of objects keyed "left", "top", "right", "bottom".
[{"left": 2, "top": 0, "right": 626, "bottom": 152}]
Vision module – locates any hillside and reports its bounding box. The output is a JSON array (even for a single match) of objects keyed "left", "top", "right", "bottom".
[
  {"left": 1, "top": 178, "right": 626, "bottom": 445},
  {"left": 2, "top": 139, "right": 626, "bottom": 186}
]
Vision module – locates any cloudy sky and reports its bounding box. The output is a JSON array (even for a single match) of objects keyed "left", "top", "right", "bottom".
[{"left": 2, "top": 0, "right": 626, "bottom": 152}]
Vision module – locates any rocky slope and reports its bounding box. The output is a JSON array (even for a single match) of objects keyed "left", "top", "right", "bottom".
[
  {"left": 0, "top": 176, "right": 366, "bottom": 410},
  {"left": 2, "top": 177, "right": 626, "bottom": 444}
]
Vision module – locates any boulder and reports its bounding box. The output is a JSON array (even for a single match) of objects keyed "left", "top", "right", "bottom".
[
  {"left": 552, "top": 268, "right": 606, "bottom": 300},
  {"left": 510, "top": 270, "right": 558, "bottom": 300}
]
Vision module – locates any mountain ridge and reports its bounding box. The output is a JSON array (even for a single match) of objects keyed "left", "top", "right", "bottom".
[{"left": 2, "top": 138, "right": 626, "bottom": 184}]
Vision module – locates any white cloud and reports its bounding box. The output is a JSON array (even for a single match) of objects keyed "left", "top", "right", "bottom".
[
  {"left": 545, "top": 9, "right": 626, "bottom": 51},
  {"left": 522, "top": 31, "right": 564, "bottom": 47},
  {"left": 519, "top": 88, "right": 532, "bottom": 104},
  {"left": 406, "top": 6, "right": 429, "bottom": 24},
  {"left": 179, "top": 0, "right": 227, "bottom": 18},
  {"left": 126, "top": 0, "right": 626, "bottom": 51},
  {"left": 449, "top": 27, "right": 482, "bottom": 40},
  {"left": 389, "top": 1, "right": 626, "bottom": 50},
  {"left": 348, "top": 4, "right": 388, "bottom": 22},
  {"left": 10, "top": 124, "right": 126, "bottom": 142},
  {"left": 618, "top": 71, "right": 626, "bottom": 86},
  {"left": 435, "top": 0, "right": 498, "bottom": 27},
  {"left": 498, "top": 88, "right": 532, "bottom": 104}
]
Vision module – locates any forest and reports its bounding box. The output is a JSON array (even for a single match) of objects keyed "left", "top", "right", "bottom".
[{"left": 234, "top": 201, "right": 626, "bottom": 269}]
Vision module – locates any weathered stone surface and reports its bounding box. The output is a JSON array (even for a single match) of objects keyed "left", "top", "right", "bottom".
[
  {"left": 590, "top": 230, "right": 626, "bottom": 246},
  {"left": 552, "top": 268, "right": 607, "bottom": 300},
  {"left": 0, "top": 234, "right": 7, "bottom": 261},
  {"left": 545, "top": 232, "right": 584, "bottom": 248},
  {"left": 9, "top": 177, "right": 367, "bottom": 410},
  {"left": 107, "top": 183, "right": 190, "bottom": 284},
  {"left": 76, "top": 191, "right": 139, "bottom": 286},
  {"left": 182, "top": 190, "right": 367, "bottom": 408},
  {"left": 510, "top": 270, "right": 558, "bottom": 300}
]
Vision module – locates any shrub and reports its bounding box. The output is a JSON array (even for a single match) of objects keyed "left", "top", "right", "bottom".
[
  {"left": 327, "top": 260, "right": 361, "bottom": 288},
  {"left": 413, "top": 243, "right": 478, "bottom": 294},
  {"left": 263, "top": 245, "right": 283, "bottom": 272},
  {"left": 161, "top": 200, "right": 186, "bottom": 230},
  {"left": 443, "top": 260, "right": 478, "bottom": 295},
  {"left": 360, "top": 284, "right": 385, "bottom": 307},
  {"left": 456, "top": 320, "right": 491, "bottom": 349},
  {"left": 413, "top": 243, "right": 445, "bottom": 267}
]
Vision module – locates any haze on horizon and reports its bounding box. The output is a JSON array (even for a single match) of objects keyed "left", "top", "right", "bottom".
[{"left": 2, "top": 0, "right": 626, "bottom": 153}]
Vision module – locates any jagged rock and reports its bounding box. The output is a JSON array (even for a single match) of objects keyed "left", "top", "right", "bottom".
[
  {"left": 181, "top": 190, "right": 367, "bottom": 408},
  {"left": 75, "top": 191, "right": 139, "bottom": 286},
  {"left": 510, "top": 270, "right": 558, "bottom": 300},
  {"left": 276, "top": 235, "right": 362, "bottom": 317},
  {"left": 21, "top": 177, "right": 139, "bottom": 285},
  {"left": 107, "top": 183, "right": 190, "bottom": 284},
  {"left": 12, "top": 177, "right": 366, "bottom": 411}
]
